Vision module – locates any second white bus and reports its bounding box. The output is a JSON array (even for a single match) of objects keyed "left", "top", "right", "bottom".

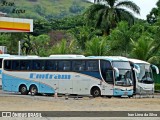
[{"left": 129, "top": 59, "right": 159, "bottom": 95}]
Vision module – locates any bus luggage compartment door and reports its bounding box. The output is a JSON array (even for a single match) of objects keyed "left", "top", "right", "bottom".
[{"left": 58, "top": 79, "right": 73, "bottom": 94}]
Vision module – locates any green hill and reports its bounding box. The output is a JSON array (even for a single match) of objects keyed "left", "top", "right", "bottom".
[{"left": 0, "top": 0, "right": 92, "bottom": 19}]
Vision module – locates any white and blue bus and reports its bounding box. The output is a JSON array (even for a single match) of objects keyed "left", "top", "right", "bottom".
[
  {"left": 129, "top": 59, "right": 159, "bottom": 95},
  {"left": 88, "top": 56, "right": 134, "bottom": 97},
  {"left": 0, "top": 54, "right": 11, "bottom": 86},
  {"left": 2, "top": 56, "right": 133, "bottom": 97}
]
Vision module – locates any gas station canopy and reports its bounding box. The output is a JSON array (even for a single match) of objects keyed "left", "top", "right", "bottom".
[{"left": 0, "top": 17, "right": 33, "bottom": 32}]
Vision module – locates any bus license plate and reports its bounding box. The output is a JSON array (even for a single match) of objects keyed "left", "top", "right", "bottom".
[{"left": 124, "top": 92, "right": 128, "bottom": 95}]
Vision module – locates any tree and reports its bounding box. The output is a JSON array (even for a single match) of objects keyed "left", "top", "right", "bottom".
[
  {"left": 147, "top": 0, "right": 160, "bottom": 24},
  {"left": 69, "top": 1, "right": 85, "bottom": 14},
  {"left": 50, "top": 15, "right": 85, "bottom": 30},
  {"left": 49, "top": 39, "right": 79, "bottom": 54},
  {"left": 32, "top": 19, "right": 52, "bottom": 36},
  {"left": 21, "top": 34, "right": 34, "bottom": 55},
  {"left": 21, "top": 34, "right": 51, "bottom": 56},
  {"left": 108, "top": 21, "right": 131, "bottom": 56},
  {"left": 0, "top": 33, "right": 11, "bottom": 47},
  {"left": 85, "top": 37, "right": 109, "bottom": 56},
  {"left": 31, "top": 34, "right": 50, "bottom": 56},
  {"left": 147, "top": 8, "right": 158, "bottom": 24},
  {"left": 70, "top": 26, "right": 98, "bottom": 50},
  {"left": 9, "top": 33, "right": 25, "bottom": 54},
  {"left": 85, "top": 0, "right": 140, "bottom": 34},
  {"left": 130, "top": 33, "right": 160, "bottom": 64}
]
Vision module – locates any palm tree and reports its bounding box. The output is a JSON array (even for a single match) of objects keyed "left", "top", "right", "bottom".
[
  {"left": 49, "top": 39, "right": 79, "bottom": 54},
  {"left": 70, "top": 26, "right": 98, "bottom": 50},
  {"left": 108, "top": 21, "right": 131, "bottom": 56},
  {"left": 85, "top": 37, "right": 109, "bottom": 56},
  {"left": 21, "top": 34, "right": 34, "bottom": 55},
  {"left": 130, "top": 35, "right": 160, "bottom": 64},
  {"left": 86, "top": 0, "right": 140, "bottom": 35}
]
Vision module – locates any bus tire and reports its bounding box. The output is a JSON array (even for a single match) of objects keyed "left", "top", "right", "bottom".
[
  {"left": 128, "top": 95, "right": 133, "bottom": 98},
  {"left": 107, "top": 96, "right": 112, "bottom": 98},
  {"left": 19, "top": 85, "right": 28, "bottom": 95},
  {"left": 91, "top": 87, "right": 101, "bottom": 97},
  {"left": 30, "top": 85, "right": 38, "bottom": 96}
]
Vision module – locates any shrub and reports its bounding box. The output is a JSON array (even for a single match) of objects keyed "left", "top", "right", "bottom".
[{"left": 155, "top": 84, "right": 160, "bottom": 91}]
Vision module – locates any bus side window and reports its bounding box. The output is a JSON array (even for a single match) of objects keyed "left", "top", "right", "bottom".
[
  {"left": 45, "top": 60, "right": 56, "bottom": 71},
  {"left": 72, "top": 61, "right": 85, "bottom": 71},
  {"left": 12, "top": 60, "right": 20, "bottom": 70},
  {"left": 4, "top": 60, "right": 12, "bottom": 70},
  {"left": 32, "top": 60, "right": 45, "bottom": 71},
  {"left": 58, "top": 61, "right": 71, "bottom": 71},
  {"left": 86, "top": 60, "right": 98, "bottom": 71},
  {"left": 20, "top": 60, "right": 31, "bottom": 70}
]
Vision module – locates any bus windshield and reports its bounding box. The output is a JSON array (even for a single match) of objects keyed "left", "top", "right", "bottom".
[
  {"left": 112, "top": 61, "right": 132, "bottom": 86},
  {"left": 138, "top": 64, "right": 153, "bottom": 84}
]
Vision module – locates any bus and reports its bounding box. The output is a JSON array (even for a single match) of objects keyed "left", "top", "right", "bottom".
[
  {"left": 129, "top": 59, "right": 159, "bottom": 96},
  {"left": 88, "top": 56, "right": 134, "bottom": 97},
  {"left": 2, "top": 56, "right": 133, "bottom": 97},
  {"left": 0, "top": 54, "right": 11, "bottom": 86}
]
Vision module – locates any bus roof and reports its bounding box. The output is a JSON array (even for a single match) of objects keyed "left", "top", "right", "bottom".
[
  {"left": 0, "top": 54, "right": 39, "bottom": 59},
  {"left": 3, "top": 57, "right": 98, "bottom": 60},
  {"left": 129, "top": 58, "right": 150, "bottom": 65},
  {"left": 87, "top": 56, "right": 129, "bottom": 62},
  {"left": 49, "top": 55, "right": 85, "bottom": 58},
  {"left": 0, "top": 54, "right": 10, "bottom": 58},
  {"left": 3, "top": 56, "right": 130, "bottom": 61}
]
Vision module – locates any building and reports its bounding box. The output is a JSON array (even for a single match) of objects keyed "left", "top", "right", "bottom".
[
  {"left": 0, "top": 12, "right": 7, "bottom": 17},
  {"left": 0, "top": 46, "right": 7, "bottom": 54}
]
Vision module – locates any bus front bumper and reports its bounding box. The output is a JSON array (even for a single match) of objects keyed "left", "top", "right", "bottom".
[{"left": 113, "top": 89, "right": 133, "bottom": 97}]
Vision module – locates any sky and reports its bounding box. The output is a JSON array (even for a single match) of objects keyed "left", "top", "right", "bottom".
[{"left": 88, "top": 0, "right": 159, "bottom": 20}]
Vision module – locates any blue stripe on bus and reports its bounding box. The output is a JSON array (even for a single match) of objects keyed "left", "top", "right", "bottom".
[
  {"left": 2, "top": 74, "right": 55, "bottom": 94},
  {"left": 79, "top": 71, "right": 102, "bottom": 80},
  {"left": 0, "top": 70, "right": 2, "bottom": 74}
]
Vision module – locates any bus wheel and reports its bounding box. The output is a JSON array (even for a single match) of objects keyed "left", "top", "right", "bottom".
[
  {"left": 91, "top": 87, "right": 101, "bottom": 97},
  {"left": 19, "top": 85, "right": 28, "bottom": 95},
  {"left": 30, "top": 85, "right": 38, "bottom": 96},
  {"left": 128, "top": 95, "right": 133, "bottom": 98},
  {"left": 107, "top": 96, "right": 112, "bottom": 98}
]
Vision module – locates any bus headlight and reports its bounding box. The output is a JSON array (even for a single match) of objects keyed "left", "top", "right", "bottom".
[{"left": 114, "top": 88, "right": 121, "bottom": 91}]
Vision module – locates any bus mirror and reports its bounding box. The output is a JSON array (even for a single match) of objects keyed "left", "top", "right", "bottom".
[
  {"left": 114, "top": 67, "right": 119, "bottom": 77},
  {"left": 134, "top": 64, "right": 140, "bottom": 73},
  {"left": 151, "top": 65, "right": 159, "bottom": 74},
  {"left": 133, "top": 68, "right": 140, "bottom": 74}
]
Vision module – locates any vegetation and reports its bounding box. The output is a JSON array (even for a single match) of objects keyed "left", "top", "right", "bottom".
[
  {"left": 0, "top": 0, "right": 91, "bottom": 19},
  {"left": 85, "top": 0, "right": 140, "bottom": 35},
  {"left": 155, "top": 84, "right": 160, "bottom": 91}
]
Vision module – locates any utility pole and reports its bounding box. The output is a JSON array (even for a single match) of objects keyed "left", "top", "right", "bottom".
[{"left": 18, "top": 41, "right": 21, "bottom": 55}]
